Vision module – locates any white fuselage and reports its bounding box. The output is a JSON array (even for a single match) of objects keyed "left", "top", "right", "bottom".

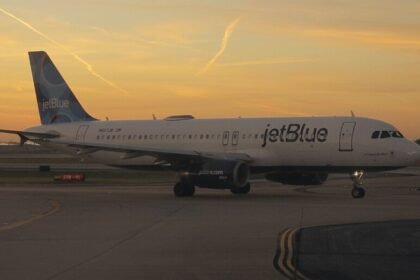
[{"left": 27, "top": 116, "right": 420, "bottom": 172}]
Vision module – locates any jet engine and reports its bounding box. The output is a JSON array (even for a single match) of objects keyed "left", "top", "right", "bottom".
[
  {"left": 265, "top": 172, "right": 328, "bottom": 185},
  {"left": 183, "top": 160, "right": 250, "bottom": 189}
]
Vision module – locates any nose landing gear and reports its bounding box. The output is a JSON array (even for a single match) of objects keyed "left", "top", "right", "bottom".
[{"left": 350, "top": 171, "right": 365, "bottom": 199}]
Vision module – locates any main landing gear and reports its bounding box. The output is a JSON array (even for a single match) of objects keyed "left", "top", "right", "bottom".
[
  {"left": 173, "top": 182, "right": 252, "bottom": 197},
  {"left": 173, "top": 182, "right": 195, "bottom": 197},
  {"left": 350, "top": 171, "right": 365, "bottom": 199},
  {"left": 230, "top": 183, "right": 251, "bottom": 195}
]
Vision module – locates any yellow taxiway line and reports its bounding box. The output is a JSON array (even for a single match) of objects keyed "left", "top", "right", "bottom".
[
  {"left": 0, "top": 200, "right": 60, "bottom": 232},
  {"left": 274, "top": 226, "right": 310, "bottom": 280}
]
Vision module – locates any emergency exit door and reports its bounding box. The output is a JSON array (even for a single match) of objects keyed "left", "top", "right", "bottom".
[{"left": 76, "top": 125, "right": 89, "bottom": 142}]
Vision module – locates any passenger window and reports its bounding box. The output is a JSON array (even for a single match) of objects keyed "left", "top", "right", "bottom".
[
  {"left": 371, "top": 131, "right": 380, "bottom": 139},
  {"left": 380, "top": 131, "right": 391, "bottom": 139}
]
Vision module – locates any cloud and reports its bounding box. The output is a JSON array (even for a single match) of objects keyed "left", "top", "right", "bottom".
[
  {"left": 0, "top": 7, "right": 129, "bottom": 95},
  {"left": 301, "top": 28, "right": 420, "bottom": 49},
  {"left": 261, "top": 24, "right": 420, "bottom": 54},
  {"left": 196, "top": 17, "right": 241, "bottom": 75}
]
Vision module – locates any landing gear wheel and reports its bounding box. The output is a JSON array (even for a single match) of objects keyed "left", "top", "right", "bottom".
[
  {"left": 350, "top": 171, "right": 366, "bottom": 199},
  {"left": 351, "top": 187, "right": 365, "bottom": 199},
  {"left": 231, "top": 183, "right": 251, "bottom": 195},
  {"left": 174, "top": 182, "right": 195, "bottom": 197}
]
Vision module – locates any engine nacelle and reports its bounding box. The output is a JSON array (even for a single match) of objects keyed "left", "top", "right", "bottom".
[
  {"left": 265, "top": 172, "right": 328, "bottom": 186},
  {"left": 184, "top": 160, "right": 250, "bottom": 189}
]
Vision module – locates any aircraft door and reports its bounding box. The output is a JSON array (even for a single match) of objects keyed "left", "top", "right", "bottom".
[
  {"left": 222, "top": 131, "right": 230, "bottom": 146},
  {"left": 232, "top": 131, "right": 239, "bottom": 146},
  {"left": 76, "top": 125, "right": 89, "bottom": 142},
  {"left": 339, "top": 122, "right": 356, "bottom": 151}
]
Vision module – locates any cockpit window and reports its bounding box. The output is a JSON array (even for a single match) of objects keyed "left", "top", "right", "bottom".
[
  {"left": 371, "top": 131, "right": 380, "bottom": 139},
  {"left": 372, "top": 130, "right": 404, "bottom": 140},
  {"left": 392, "top": 131, "right": 404, "bottom": 138},
  {"left": 380, "top": 131, "right": 391, "bottom": 138}
]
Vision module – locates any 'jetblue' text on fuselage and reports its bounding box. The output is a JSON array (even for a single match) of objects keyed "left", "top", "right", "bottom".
[{"left": 262, "top": 123, "right": 328, "bottom": 147}]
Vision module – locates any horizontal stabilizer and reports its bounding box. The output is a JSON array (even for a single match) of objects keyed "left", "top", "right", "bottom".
[{"left": 0, "top": 129, "right": 59, "bottom": 145}]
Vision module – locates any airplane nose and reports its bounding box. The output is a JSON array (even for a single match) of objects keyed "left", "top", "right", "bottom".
[
  {"left": 403, "top": 141, "right": 420, "bottom": 166},
  {"left": 415, "top": 150, "right": 420, "bottom": 166},
  {"left": 409, "top": 146, "right": 420, "bottom": 166}
]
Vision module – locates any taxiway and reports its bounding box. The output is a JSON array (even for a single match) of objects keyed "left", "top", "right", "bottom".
[{"left": 0, "top": 170, "right": 419, "bottom": 280}]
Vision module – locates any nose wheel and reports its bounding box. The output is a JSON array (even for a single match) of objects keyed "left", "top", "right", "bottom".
[
  {"left": 351, "top": 186, "right": 365, "bottom": 198},
  {"left": 350, "top": 171, "right": 365, "bottom": 199}
]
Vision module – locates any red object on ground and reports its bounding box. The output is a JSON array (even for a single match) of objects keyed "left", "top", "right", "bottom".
[{"left": 54, "top": 173, "right": 85, "bottom": 182}]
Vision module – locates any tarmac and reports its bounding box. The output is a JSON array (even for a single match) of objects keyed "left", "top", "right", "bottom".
[{"left": 0, "top": 169, "right": 419, "bottom": 280}]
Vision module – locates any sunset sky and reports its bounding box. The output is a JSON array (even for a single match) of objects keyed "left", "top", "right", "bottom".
[{"left": 0, "top": 0, "right": 419, "bottom": 141}]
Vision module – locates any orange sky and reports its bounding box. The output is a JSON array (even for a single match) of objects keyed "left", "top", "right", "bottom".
[{"left": 0, "top": 1, "right": 419, "bottom": 141}]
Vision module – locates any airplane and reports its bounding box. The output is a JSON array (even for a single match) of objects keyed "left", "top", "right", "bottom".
[{"left": 1, "top": 51, "right": 419, "bottom": 198}]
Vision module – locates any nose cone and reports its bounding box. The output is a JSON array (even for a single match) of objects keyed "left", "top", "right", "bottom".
[
  {"left": 415, "top": 148, "right": 420, "bottom": 166},
  {"left": 398, "top": 140, "right": 420, "bottom": 166},
  {"left": 407, "top": 143, "right": 420, "bottom": 166}
]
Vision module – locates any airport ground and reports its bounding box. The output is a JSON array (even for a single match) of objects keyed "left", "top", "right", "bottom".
[{"left": 0, "top": 167, "right": 419, "bottom": 280}]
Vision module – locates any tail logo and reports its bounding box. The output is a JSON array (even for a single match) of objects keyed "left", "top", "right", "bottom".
[{"left": 42, "top": 98, "right": 69, "bottom": 111}]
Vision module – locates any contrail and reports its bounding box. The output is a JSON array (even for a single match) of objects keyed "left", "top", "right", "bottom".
[
  {"left": 0, "top": 7, "right": 128, "bottom": 95},
  {"left": 217, "top": 58, "right": 318, "bottom": 67},
  {"left": 196, "top": 17, "right": 241, "bottom": 76}
]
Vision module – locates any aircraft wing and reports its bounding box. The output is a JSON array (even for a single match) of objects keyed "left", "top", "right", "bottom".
[{"left": 47, "top": 139, "right": 252, "bottom": 167}]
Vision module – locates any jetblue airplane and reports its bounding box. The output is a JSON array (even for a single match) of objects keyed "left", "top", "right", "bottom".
[{"left": 1, "top": 51, "right": 419, "bottom": 198}]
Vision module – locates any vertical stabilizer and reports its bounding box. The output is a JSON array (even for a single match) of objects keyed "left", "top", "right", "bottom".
[{"left": 29, "top": 51, "right": 96, "bottom": 124}]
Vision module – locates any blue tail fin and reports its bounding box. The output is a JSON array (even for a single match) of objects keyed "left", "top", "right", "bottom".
[{"left": 29, "top": 51, "right": 97, "bottom": 125}]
